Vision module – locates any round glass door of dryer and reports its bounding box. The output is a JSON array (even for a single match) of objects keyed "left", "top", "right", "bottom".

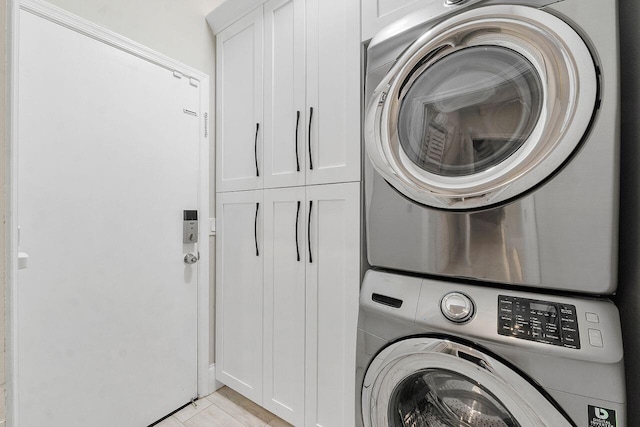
[
  {"left": 397, "top": 46, "right": 543, "bottom": 178},
  {"left": 365, "top": 5, "right": 598, "bottom": 210},
  {"left": 361, "top": 338, "right": 573, "bottom": 427}
]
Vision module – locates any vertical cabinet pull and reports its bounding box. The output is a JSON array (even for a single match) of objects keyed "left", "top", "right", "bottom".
[
  {"left": 254, "top": 202, "right": 260, "bottom": 256},
  {"left": 308, "top": 107, "right": 314, "bottom": 170},
  {"left": 308, "top": 200, "right": 313, "bottom": 263},
  {"left": 255, "top": 123, "right": 260, "bottom": 177},
  {"left": 295, "top": 201, "right": 301, "bottom": 262},
  {"left": 295, "top": 111, "right": 301, "bottom": 172}
]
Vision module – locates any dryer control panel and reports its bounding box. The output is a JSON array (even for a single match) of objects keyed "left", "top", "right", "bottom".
[{"left": 498, "top": 295, "right": 580, "bottom": 349}]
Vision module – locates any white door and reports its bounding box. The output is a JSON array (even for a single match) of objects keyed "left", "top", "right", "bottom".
[
  {"left": 16, "top": 9, "right": 203, "bottom": 427},
  {"left": 263, "top": 187, "right": 306, "bottom": 425},
  {"left": 215, "top": 190, "right": 264, "bottom": 404},
  {"left": 305, "top": 182, "right": 360, "bottom": 427},
  {"left": 306, "top": 0, "right": 361, "bottom": 186},
  {"left": 216, "top": 7, "right": 264, "bottom": 192},
  {"left": 263, "top": 0, "right": 306, "bottom": 189}
]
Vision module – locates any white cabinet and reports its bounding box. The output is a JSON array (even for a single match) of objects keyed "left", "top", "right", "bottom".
[
  {"left": 305, "top": 0, "right": 361, "bottom": 186},
  {"left": 212, "top": 1, "right": 361, "bottom": 425},
  {"left": 263, "top": 0, "right": 306, "bottom": 189},
  {"left": 216, "top": 8, "right": 264, "bottom": 192},
  {"left": 218, "top": 0, "right": 360, "bottom": 191},
  {"left": 263, "top": 187, "right": 306, "bottom": 424},
  {"left": 304, "top": 182, "right": 360, "bottom": 427},
  {"left": 215, "top": 190, "right": 264, "bottom": 404},
  {"left": 220, "top": 183, "right": 360, "bottom": 426}
]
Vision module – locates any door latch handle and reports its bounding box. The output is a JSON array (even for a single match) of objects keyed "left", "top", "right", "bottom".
[{"left": 184, "top": 252, "right": 199, "bottom": 265}]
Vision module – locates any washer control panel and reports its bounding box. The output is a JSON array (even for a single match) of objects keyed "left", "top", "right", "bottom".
[{"left": 498, "top": 295, "right": 580, "bottom": 349}]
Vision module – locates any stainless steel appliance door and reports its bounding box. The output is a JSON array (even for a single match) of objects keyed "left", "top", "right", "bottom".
[
  {"left": 361, "top": 338, "right": 573, "bottom": 427},
  {"left": 365, "top": 5, "right": 597, "bottom": 210}
]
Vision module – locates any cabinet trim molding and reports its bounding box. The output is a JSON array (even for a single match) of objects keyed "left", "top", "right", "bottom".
[{"left": 207, "top": 0, "right": 266, "bottom": 34}]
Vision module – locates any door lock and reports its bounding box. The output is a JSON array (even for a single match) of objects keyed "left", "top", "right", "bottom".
[
  {"left": 184, "top": 252, "right": 199, "bottom": 265},
  {"left": 183, "top": 210, "right": 198, "bottom": 243}
]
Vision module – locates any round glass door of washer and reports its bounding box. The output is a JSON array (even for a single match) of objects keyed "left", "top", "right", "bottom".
[
  {"left": 361, "top": 338, "right": 574, "bottom": 427},
  {"left": 389, "top": 369, "right": 520, "bottom": 426},
  {"left": 365, "top": 5, "right": 598, "bottom": 210}
]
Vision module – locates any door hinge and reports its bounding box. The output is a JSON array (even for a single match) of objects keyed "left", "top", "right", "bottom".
[{"left": 204, "top": 112, "right": 209, "bottom": 138}]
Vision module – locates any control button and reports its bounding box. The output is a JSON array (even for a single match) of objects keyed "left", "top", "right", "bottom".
[
  {"left": 585, "top": 312, "right": 600, "bottom": 323},
  {"left": 588, "top": 329, "right": 604, "bottom": 347},
  {"left": 499, "top": 302, "right": 513, "bottom": 314},
  {"left": 441, "top": 292, "right": 474, "bottom": 323},
  {"left": 560, "top": 305, "right": 575, "bottom": 316},
  {"left": 499, "top": 315, "right": 512, "bottom": 324},
  {"left": 544, "top": 333, "right": 560, "bottom": 342},
  {"left": 499, "top": 325, "right": 513, "bottom": 335},
  {"left": 499, "top": 308, "right": 513, "bottom": 316}
]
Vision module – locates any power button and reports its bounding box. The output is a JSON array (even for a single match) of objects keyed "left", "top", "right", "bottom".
[{"left": 441, "top": 292, "right": 475, "bottom": 323}]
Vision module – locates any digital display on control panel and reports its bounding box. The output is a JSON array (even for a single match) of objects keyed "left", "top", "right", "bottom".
[{"left": 498, "top": 295, "right": 580, "bottom": 349}]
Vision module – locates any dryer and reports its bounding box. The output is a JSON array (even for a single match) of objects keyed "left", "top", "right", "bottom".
[
  {"left": 356, "top": 270, "right": 626, "bottom": 426},
  {"left": 364, "top": 0, "right": 619, "bottom": 294}
]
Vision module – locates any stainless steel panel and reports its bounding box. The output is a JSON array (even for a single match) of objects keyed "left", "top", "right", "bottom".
[{"left": 364, "top": 0, "right": 619, "bottom": 293}]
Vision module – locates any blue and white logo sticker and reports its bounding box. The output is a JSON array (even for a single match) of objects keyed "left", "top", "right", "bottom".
[{"left": 588, "top": 405, "right": 617, "bottom": 427}]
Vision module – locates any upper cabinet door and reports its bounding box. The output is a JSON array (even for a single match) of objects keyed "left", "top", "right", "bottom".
[
  {"left": 216, "top": 8, "right": 264, "bottom": 192},
  {"left": 263, "top": 0, "right": 306, "bottom": 189},
  {"left": 305, "top": 0, "right": 361, "bottom": 186}
]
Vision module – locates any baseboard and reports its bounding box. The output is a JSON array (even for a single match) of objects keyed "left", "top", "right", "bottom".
[{"left": 208, "top": 364, "right": 224, "bottom": 395}]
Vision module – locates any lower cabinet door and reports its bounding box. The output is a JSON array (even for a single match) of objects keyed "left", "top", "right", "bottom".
[
  {"left": 216, "top": 190, "right": 264, "bottom": 404},
  {"left": 263, "top": 187, "right": 307, "bottom": 425},
  {"left": 305, "top": 182, "right": 361, "bottom": 427}
]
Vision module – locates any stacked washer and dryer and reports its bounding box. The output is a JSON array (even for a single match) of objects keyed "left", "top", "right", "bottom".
[{"left": 357, "top": 0, "right": 626, "bottom": 426}]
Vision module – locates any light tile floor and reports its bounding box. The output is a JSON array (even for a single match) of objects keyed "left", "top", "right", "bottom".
[{"left": 156, "top": 386, "right": 292, "bottom": 427}]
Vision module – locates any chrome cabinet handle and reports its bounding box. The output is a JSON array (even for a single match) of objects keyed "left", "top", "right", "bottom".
[
  {"left": 308, "top": 107, "right": 314, "bottom": 170},
  {"left": 255, "top": 123, "right": 260, "bottom": 177},
  {"left": 295, "top": 201, "right": 301, "bottom": 262},
  {"left": 254, "top": 202, "right": 260, "bottom": 256},
  {"left": 308, "top": 200, "right": 313, "bottom": 263},
  {"left": 295, "top": 111, "right": 301, "bottom": 172}
]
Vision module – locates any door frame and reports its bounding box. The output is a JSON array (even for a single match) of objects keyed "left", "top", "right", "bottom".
[{"left": 6, "top": 1, "right": 212, "bottom": 425}]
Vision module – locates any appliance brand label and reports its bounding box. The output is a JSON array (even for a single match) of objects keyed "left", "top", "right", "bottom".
[{"left": 588, "top": 405, "right": 617, "bottom": 427}]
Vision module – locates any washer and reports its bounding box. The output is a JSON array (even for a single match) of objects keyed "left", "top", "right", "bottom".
[
  {"left": 356, "top": 270, "right": 626, "bottom": 426},
  {"left": 364, "top": 0, "right": 619, "bottom": 294}
]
